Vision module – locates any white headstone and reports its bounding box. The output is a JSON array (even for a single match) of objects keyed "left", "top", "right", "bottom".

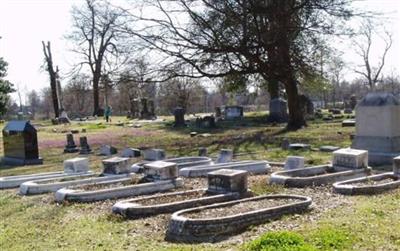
[
  {"left": 143, "top": 149, "right": 165, "bottom": 161},
  {"left": 99, "top": 145, "right": 117, "bottom": 156},
  {"left": 284, "top": 156, "right": 305, "bottom": 170},
  {"left": 102, "top": 157, "right": 131, "bottom": 174},
  {"left": 144, "top": 161, "right": 178, "bottom": 180},
  {"left": 332, "top": 148, "right": 368, "bottom": 169},
  {"left": 216, "top": 149, "right": 233, "bottom": 163},
  {"left": 64, "top": 157, "right": 89, "bottom": 173}
]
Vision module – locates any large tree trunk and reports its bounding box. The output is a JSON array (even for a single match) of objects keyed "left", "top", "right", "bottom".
[
  {"left": 93, "top": 73, "right": 100, "bottom": 116},
  {"left": 42, "top": 41, "right": 60, "bottom": 118},
  {"left": 284, "top": 78, "right": 306, "bottom": 130}
]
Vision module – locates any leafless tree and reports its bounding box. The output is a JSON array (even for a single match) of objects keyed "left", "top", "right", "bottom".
[
  {"left": 353, "top": 20, "right": 393, "bottom": 90},
  {"left": 126, "top": 0, "right": 358, "bottom": 130},
  {"left": 68, "top": 0, "right": 131, "bottom": 115},
  {"left": 42, "top": 41, "right": 60, "bottom": 117}
]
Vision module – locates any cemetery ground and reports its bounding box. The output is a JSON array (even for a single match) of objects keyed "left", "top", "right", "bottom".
[{"left": 0, "top": 113, "right": 399, "bottom": 250}]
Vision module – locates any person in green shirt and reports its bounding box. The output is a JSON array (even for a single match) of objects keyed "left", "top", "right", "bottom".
[{"left": 104, "top": 105, "right": 112, "bottom": 122}]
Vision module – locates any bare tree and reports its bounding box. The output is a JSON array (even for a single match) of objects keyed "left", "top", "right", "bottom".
[
  {"left": 353, "top": 20, "right": 393, "bottom": 90},
  {"left": 68, "top": 0, "right": 130, "bottom": 115},
  {"left": 42, "top": 41, "right": 60, "bottom": 117},
  {"left": 126, "top": 0, "right": 358, "bottom": 130}
]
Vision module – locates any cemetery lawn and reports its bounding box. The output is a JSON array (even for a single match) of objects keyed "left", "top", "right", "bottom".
[{"left": 0, "top": 114, "right": 399, "bottom": 250}]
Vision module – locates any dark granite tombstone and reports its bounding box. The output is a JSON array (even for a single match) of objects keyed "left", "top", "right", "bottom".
[
  {"left": 173, "top": 107, "right": 186, "bottom": 127},
  {"left": 2, "top": 120, "right": 43, "bottom": 165},
  {"left": 268, "top": 98, "right": 288, "bottom": 123},
  {"left": 215, "top": 107, "right": 222, "bottom": 119},
  {"left": 64, "top": 133, "right": 79, "bottom": 153},
  {"left": 79, "top": 136, "right": 92, "bottom": 154}
]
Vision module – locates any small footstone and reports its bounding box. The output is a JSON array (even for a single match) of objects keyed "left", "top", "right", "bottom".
[
  {"left": 216, "top": 149, "right": 233, "bottom": 163},
  {"left": 121, "top": 148, "right": 141, "bottom": 158},
  {"left": 102, "top": 157, "right": 131, "bottom": 174},
  {"left": 332, "top": 148, "right": 368, "bottom": 169},
  {"left": 64, "top": 157, "right": 89, "bottom": 173},
  {"left": 284, "top": 156, "right": 305, "bottom": 170},
  {"left": 143, "top": 149, "right": 165, "bottom": 161},
  {"left": 99, "top": 145, "right": 118, "bottom": 156},
  {"left": 144, "top": 161, "right": 178, "bottom": 180},
  {"left": 198, "top": 147, "right": 208, "bottom": 157},
  {"left": 207, "top": 169, "right": 248, "bottom": 194}
]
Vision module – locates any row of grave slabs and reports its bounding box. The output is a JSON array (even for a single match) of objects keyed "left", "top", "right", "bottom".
[{"left": 1, "top": 146, "right": 400, "bottom": 242}]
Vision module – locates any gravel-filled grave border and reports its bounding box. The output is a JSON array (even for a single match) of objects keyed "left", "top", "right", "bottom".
[
  {"left": 333, "top": 172, "right": 400, "bottom": 195},
  {"left": 55, "top": 178, "right": 184, "bottom": 203},
  {"left": 112, "top": 188, "right": 249, "bottom": 218},
  {"left": 166, "top": 194, "right": 312, "bottom": 242},
  {"left": 269, "top": 165, "right": 371, "bottom": 187}
]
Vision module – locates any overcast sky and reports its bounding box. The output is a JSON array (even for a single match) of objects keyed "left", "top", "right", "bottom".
[{"left": 0, "top": 0, "right": 399, "bottom": 102}]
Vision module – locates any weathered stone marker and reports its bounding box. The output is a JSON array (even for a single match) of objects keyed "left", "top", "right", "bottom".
[
  {"left": 99, "top": 145, "right": 117, "bottom": 156},
  {"left": 216, "top": 149, "right": 233, "bottom": 163},
  {"left": 284, "top": 156, "right": 305, "bottom": 170},
  {"left": 144, "top": 161, "right": 178, "bottom": 180},
  {"left": 352, "top": 92, "right": 400, "bottom": 165},
  {"left": 121, "top": 148, "right": 141, "bottom": 158},
  {"left": 1, "top": 120, "right": 43, "bottom": 165},
  {"left": 207, "top": 169, "right": 248, "bottom": 194},
  {"left": 102, "top": 157, "right": 131, "bottom": 174},
  {"left": 393, "top": 156, "right": 400, "bottom": 176},
  {"left": 198, "top": 147, "right": 208, "bottom": 157},
  {"left": 268, "top": 98, "right": 288, "bottom": 123},
  {"left": 143, "top": 148, "right": 165, "bottom": 161},
  {"left": 332, "top": 148, "right": 368, "bottom": 169},
  {"left": 79, "top": 136, "right": 92, "bottom": 154},
  {"left": 173, "top": 107, "right": 186, "bottom": 127},
  {"left": 224, "top": 106, "right": 243, "bottom": 120},
  {"left": 64, "top": 157, "right": 89, "bottom": 173}
]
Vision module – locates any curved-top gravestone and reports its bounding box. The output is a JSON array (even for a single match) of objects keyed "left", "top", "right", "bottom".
[
  {"left": 352, "top": 92, "right": 400, "bottom": 165},
  {"left": 1, "top": 120, "right": 43, "bottom": 166}
]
